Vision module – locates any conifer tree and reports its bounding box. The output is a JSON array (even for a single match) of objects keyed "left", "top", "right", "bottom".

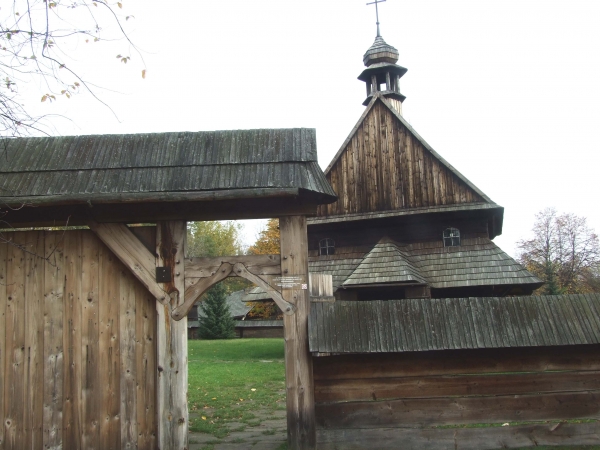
[{"left": 198, "top": 283, "right": 235, "bottom": 340}]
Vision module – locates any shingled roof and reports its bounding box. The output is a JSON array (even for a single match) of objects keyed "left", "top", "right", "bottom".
[
  {"left": 309, "top": 294, "right": 600, "bottom": 354},
  {"left": 0, "top": 128, "right": 336, "bottom": 225},
  {"left": 312, "top": 237, "right": 541, "bottom": 291},
  {"left": 343, "top": 239, "right": 427, "bottom": 286}
]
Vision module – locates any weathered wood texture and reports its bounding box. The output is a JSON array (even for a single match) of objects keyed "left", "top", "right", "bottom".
[
  {"left": 317, "top": 100, "right": 485, "bottom": 217},
  {"left": 280, "top": 216, "right": 316, "bottom": 450},
  {"left": 314, "top": 346, "right": 600, "bottom": 436},
  {"left": 317, "top": 421, "right": 600, "bottom": 450},
  {"left": 156, "top": 221, "right": 188, "bottom": 450},
  {"left": 0, "top": 229, "right": 157, "bottom": 449}
]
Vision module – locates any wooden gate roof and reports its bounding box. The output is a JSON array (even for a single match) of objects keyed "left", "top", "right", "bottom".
[
  {"left": 309, "top": 294, "right": 600, "bottom": 355},
  {"left": 0, "top": 128, "right": 336, "bottom": 225}
]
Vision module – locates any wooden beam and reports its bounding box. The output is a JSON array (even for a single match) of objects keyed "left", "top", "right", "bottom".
[
  {"left": 86, "top": 221, "right": 167, "bottom": 302},
  {"left": 172, "top": 263, "right": 233, "bottom": 321},
  {"left": 155, "top": 221, "right": 188, "bottom": 450},
  {"left": 232, "top": 263, "right": 295, "bottom": 316},
  {"left": 280, "top": 216, "right": 316, "bottom": 450},
  {"left": 186, "top": 254, "right": 281, "bottom": 278}
]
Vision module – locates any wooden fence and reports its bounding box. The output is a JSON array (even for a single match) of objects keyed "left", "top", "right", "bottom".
[
  {"left": 313, "top": 345, "right": 600, "bottom": 449},
  {"left": 0, "top": 229, "right": 157, "bottom": 449}
]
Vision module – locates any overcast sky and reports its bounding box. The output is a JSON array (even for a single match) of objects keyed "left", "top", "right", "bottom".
[{"left": 22, "top": 0, "right": 600, "bottom": 256}]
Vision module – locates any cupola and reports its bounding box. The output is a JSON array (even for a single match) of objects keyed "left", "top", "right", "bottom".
[{"left": 358, "top": 34, "right": 407, "bottom": 113}]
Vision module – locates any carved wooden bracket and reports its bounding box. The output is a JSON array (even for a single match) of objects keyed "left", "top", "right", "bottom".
[
  {"left": 172, "top": 260, "right": 295, "bottom": 321},
  {"left": 232, "top": 263, "right": 295, "bottom": 316},
  {"left": 172, "top": 263, "right": 233, "bottom": 321}
]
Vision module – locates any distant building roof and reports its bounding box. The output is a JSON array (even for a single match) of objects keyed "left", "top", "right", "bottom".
[
  {"left": 234, "top": 320, "right": 283, "bottom": 329},
  {"left": 198, "top": 290, "right": 252, "bottom": 320},
  {"left": 309, "top": 294, "right": 600, "bottom": 355}
]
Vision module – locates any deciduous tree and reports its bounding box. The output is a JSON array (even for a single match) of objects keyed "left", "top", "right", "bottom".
[
  {"left": 517, "top": 208, "right": 600, "bottom": 294},
  {"left": 246, "top": 219, "right": 282, "bottom": 319},
  {"left": 247, "top": 219, "right": 280, "bottom": 255},
  {"left": 1, "top": 0, "right": 141, "bottom": 137},
  {"left": 187, "top": 220, "right": 249, "bottom": 294},
  {"left": 187, "top": 221, "right": 244, "bottom": 258}
]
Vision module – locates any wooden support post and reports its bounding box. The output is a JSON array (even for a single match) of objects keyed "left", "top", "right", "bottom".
[
  {"left": 156, "top": 221, "right": 188, "bottom": 450},
  {"left": 371, "top": 74, "right": 378, "bottom": 93},
  {"left": 279, "top": 216, "right": 316, "bottom": 450}
]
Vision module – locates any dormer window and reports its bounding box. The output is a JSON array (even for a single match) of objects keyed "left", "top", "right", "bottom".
[
  {"left": 319, "top": 238, "right": 335, "bottom": 256},
  {"left": 443, "top": 228, "right": 460, "bottom": 247}
]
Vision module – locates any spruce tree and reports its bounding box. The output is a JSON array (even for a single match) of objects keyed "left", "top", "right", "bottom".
[{"left": 198, "top": 283, "right": 235, "bottom": 339}]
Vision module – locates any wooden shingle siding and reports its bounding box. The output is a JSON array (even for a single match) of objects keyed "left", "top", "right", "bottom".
[
  {"left": 318, "top": 100, "right": 485, "bottom": 217},
  {"left": 309, "top": 295, "right": 600, "bottom": 354},
  {"left": 0, "top": 229, "right": 157, "bottom": 449}
]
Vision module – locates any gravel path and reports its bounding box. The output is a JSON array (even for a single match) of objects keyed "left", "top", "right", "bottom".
[{"left": 188, "top": 409, "right": 287, "bottom": 450}]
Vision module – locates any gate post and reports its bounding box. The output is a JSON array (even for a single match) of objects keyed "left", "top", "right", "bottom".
[
  {"left": 279, "top": 216, "right": 316, "bottom": 450},
  {"left": 156, "top": 221, "right": 188, "bottom": 449}
]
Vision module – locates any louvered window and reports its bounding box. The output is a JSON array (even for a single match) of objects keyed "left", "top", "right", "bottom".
[
  {"left": 443, "top": 228, "right": 460, "bottom": 247},
  {"left": 319, "top": 238, "right": 335, "bottom": 256}
]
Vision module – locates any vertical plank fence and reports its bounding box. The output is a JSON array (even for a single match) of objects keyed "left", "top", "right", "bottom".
[{"left": 0, "top": 229, "right": 158, "bottom": 449}]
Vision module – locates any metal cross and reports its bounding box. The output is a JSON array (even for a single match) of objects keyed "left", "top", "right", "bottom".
[{"left": 366, "top": 0, "right": 386, "bottom": 37}]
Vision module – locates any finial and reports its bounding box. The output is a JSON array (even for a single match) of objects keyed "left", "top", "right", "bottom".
[{"left": 366, "top": 0, "right": 386, "bottom": 37}]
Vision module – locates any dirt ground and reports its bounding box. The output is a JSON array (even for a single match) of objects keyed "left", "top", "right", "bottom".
[{"left": 188, "top": 409, "right": 287, "bottom": 450}]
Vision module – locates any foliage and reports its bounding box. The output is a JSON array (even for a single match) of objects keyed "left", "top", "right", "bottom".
[
  {"left": 245, "top": 219, "right": 282, "bottom": 318},
  {"left": 517, "top": 208, "right": 600, "bottom": 294},
  {"left": 187, "top": 221, "right": 244, "bottom": 258},
  {"left": 198, "top": 283, "right": 236, "bottom": 340},
  {"left": 188, "top": 338, "right": 285, "bottom": 438},
  {"left": 187, "top": 221, "right": 249, "bottom": 294},
  {"left": 248, "top": 219, "right": 280, "bottom": 255},
  {"left": 1, "top": 0, "right": 141, "bottom": 137},
  {"left": 245, "top": 301, "right": 283, "bottom": 320}
]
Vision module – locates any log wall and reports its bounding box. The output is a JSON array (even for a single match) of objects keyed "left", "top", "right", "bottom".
[
  {"left": 0, "top": 229, "right": 157, "bottom": 449},
  {"left": 313, "top": 345, "right": 600, "bottom": 449},
  {"left": 317, "top": 101, "right": 484, "bottom": 217}
]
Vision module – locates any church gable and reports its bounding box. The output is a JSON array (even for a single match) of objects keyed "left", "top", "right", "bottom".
[{"left": 318, "top": 97, "right": 491, "bottom": 217}]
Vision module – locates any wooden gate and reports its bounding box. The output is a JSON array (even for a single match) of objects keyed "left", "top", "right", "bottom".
[{"left": 0, "top": 229, "right": 157, "bottom": 449}]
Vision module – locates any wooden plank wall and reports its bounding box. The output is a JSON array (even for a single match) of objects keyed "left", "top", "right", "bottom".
[
  {"left": 318, "top": 101, "right": 484, "bottom": 217},
  {"left": 313, "top": 345, "right": 600, "bottom": 449},
  {"left": 0, "top": 229, "right": 157, "bottom": 449}
]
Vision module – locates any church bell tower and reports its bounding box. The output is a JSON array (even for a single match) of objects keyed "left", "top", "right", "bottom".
[{"left": 360, "top": 1, "right": 407, "bottom": 114}]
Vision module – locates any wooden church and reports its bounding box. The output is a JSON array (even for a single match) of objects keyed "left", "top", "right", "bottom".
[
  {"left": 306, "top": 33, "right": 542, "bottom": 300},
  {"left": 305, "top": 27, "right": 600, "bottom": 450}
]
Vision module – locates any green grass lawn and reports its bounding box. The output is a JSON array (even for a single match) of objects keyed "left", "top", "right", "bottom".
[{"left": 188, "top": 338, "right": 286, "bottom": 438}]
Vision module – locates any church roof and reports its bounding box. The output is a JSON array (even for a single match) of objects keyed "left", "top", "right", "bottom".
[
  {"left": 309, "top": 294, "right": 600, "bottom": 354},
  {"left": 323, "top": 95, "right": 493, "bottom": 203},
  {"left": 314, "top": 94, "right": 502, "bottom": 235},
  {"left": 311, "top": 237, "right": 542, "bottom": 291},
  {"left": 363, "top": 35, "right": 400, "bottom": 66},
  {"left": 343, "top": 238, "right": 427, "bottom": 286}
]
